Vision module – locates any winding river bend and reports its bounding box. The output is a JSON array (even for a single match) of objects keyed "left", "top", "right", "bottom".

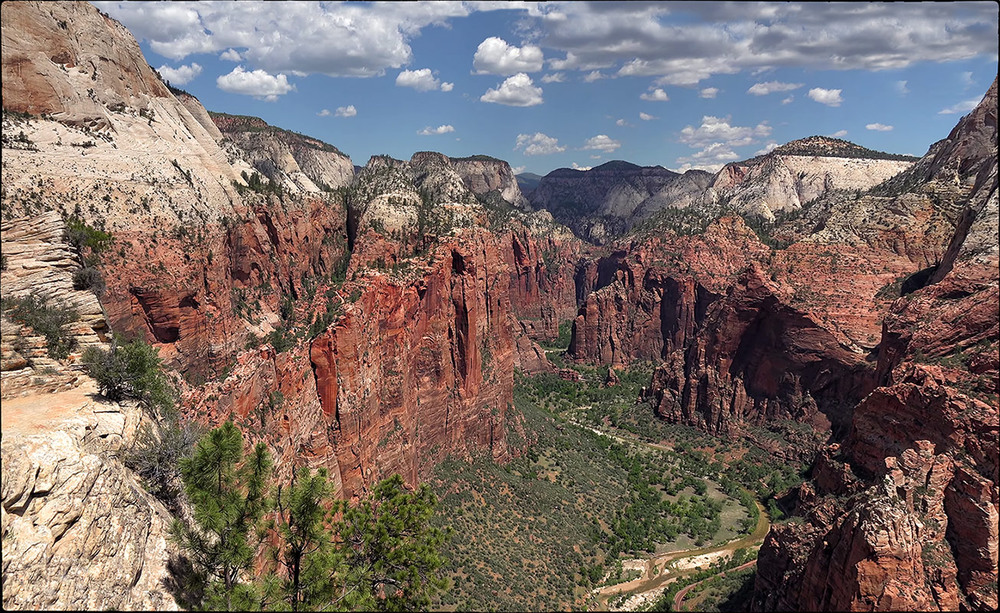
[{"left": 579, "top": 420, "right": 772, "bottom": 611}]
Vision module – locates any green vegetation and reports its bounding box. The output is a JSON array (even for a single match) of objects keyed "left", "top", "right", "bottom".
[
  {"left": 124, "top": 417, "right": 202, "bottom": 511},
  {"left": 765, "top": 136, "right": 919, "bottom": 162},
  {"left": 171, "top": 422, "right": 450, "bottom": 611},
  {"left": 236, "top": 170, "right": 284, "bottom": 196},
  {"left": 82, "top": 336, "right": 177, "bottom": 414},
  {"left": 866, "top": 166, "right": 926, "bottom": 198},
  {"left": 430, "top": 369, "right": 755, "bottom": 612},
  {"left": 72, "top": 266, "right": 105, "bottom": 294},
  {"left": 327, "top": 474, "right": 450, "bottom": 611},
  {"left": 741, "top": 214, "right": 794, "bottom": 250},
  {"left": 680, "top": 566, "right": 757, "bottom": 612},
  {"left": 172, "top": 421, "right": 273, "bottom": 611},
  {"left": 208, "top": 111, "right": 346, "bottom": 155},
  {"left": 450, "top": 154, "right": 504, "bottom": 163},
  {"left": 652, "top": 548, "right": 757, "bottom": 611},
  {"left": 538, "top": 319, "right": 574, "bottom": 352},
  {"left": 2, "top": 293, "right": 79, "bottom": 359},
  {"left": 64, "top": 216, "right": 112, "bottom": 293},
  {"left": 64, "top": 216, "right": 114, "bottom": 254}
]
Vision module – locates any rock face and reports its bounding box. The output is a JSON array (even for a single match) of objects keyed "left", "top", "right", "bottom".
[
  {"left": 652, "top": 263, "right": 873, "bottom": 437},
  {"left": 1, "top": 0, "right": 170, "bottom": 127},
  {"left": 528, "top": 161, "right": 713, "bottom": 243},
  {"left": 803, "top": 81, "right": 997, "bottom": 268},
  {"left": 1, "top": 0, "right": 525, "bottom": 516},
  {"left": 1, "top": 211, "right": 110, "bottom": 396},
  {"left": 310, "top": 230, "right": 517, "bottom": 497},
  {"left": 211, "top": 111, "right": 355, "bottom": 194},
  {"left": 753, "top": 82, "right": 999, "bottom": 612},
  {"left": 452, "top": 154, "right": 529, "bottom": 209},
  {"left": 1, "top": 385, "right": 177, "bottom": 611},
  {"left": 704, "top": 137, "right": 916, "bottom": 221},
  {"left": 504, "top": 212, "right": 588, "bottom": 342},
  {"left": 569, "top": 217, "right": 770, "bottom": 367},
  {"left": 755, "top": 261, "right": 999, "bottom": 612},
  {"left": 179, "top": 227, "right": 526, "bottom": 500}
]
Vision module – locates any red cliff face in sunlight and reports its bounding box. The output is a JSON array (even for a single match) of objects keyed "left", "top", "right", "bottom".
[{"left": 184, "top": 229, "right": 524, "bottom": 499}]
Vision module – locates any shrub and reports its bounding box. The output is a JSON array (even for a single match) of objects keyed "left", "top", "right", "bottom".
[
  {"left": 64, "top": 217, "right": 113, "bottom": 254},
  {"left": 72, "top": 266, "right": 105, "bottom": 294},
  {"left": 2, "top": 294, "right": 79, "bottom": 359},
  {"left": 124, "top": 419, "right": 202, "bottom": 508},
  {"left": 82, "top": 336, "right": 177, "bottom": 413}
]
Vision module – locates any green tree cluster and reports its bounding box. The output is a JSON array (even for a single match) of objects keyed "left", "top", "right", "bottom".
[{"left": 174, "top": 422, "right": 449, "bottom": 611}]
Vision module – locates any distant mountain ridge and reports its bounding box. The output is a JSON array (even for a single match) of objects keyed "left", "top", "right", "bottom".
[
  {"left": 527, "top": 160, "right": 712, "bottom": 243},
  {"left": 767, "top": 135, "right": 920, "bottom": 161},
  {"left": 209, "top": 110, "right": 354, "bottom": 193},
  {"left": 524, "top": 136, "right": 918, "bottom": 243}
]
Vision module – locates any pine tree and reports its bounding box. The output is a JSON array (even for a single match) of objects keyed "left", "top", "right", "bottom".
[
  {"left": 262, "top": 466, "right": 338, "bottom": 612},
  {"left": 172, "top": 421, "right": 272, "bottom": 610},
  {"left": 332, "top": 474, "right": 450, "bottom": 611}
]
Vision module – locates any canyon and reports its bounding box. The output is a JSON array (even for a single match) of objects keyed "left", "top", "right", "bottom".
[{"left": 1, "top": 2, "right": 997, "bottom": 611}]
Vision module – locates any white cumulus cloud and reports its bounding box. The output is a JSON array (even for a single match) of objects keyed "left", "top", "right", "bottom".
[
  {"left": 473, "top": 37, "right": 544, "bottom": 74},
  {"left": 158, "top": 62, "right": 202, "bottom": 85},
  {"left": 396, "top": 68, "right": 448, "bottom": 92},
  {"left": 440, "top": 82, "right": 454, "bottom": 92},
  {"left": 747, "top": 81, "right": 802, "bottom": 96},
  {"left": 98, "top": 1, "right": 472, "bottom": 76},
  {"left": 639, "top": 112, "right": 656, "bottom": 121},
  {"left": 640, "top": 88, "right": 669, "bottom": 101},
  {"left": 481, "top": 73, "right": 544, "bottom": 107},
  {"left": 219, "top": 48, "right": 242, "bottom": 62},
  {"left": 675, "top": 142, "right": 741, "bottom": 173},
  {"left": 514, "top": 132, "right": 565, "bottom": 156},
  {"left": 865, "top": 123, "right": 893, "bottom": 131},
  {"left": 677, "top": 115, "right": 771, "bottom": 172},
  {"left": 541, "top": 72, "right": 566, "bottom": 83},
  {"left": 755, "top": 142, "right": 779, "bottom": 155},
  {"left": 99, "top": 1, "right": 999, "bottom": 89},
  {"left": 830, "top": 129, "right": 849, "bottom": 137},
  {"left": 781, "top": 95, "right": 794, "bottom": 105},
  {"left": 335, "top": 105, "right": 357, "bottom": 117},
  {"left": 700, "top": 87, "right": 719, "bottom": 99},
  {"left": 583, "top": 134, "right": 621, "bottom": 152},
  {"left": 216, "top": 66, "right": 294, "bottom": 101},
  {"left": 317, "top": 109, "right": 331, "bottom": 117},
  {"left": 808, "top": 87, "right": 843, "bottom": 106},
  {"left": 679, "top": 115, "right": 771, "bottom": 148},
  {"left": 418, "top": 125, "right": 455, "bottom": 135},
  {"left": 938, "top": 98, "right": 980, "bottom": 114},
  {"left": 571, "top": 162, "right": 593, "bottom": 171}
]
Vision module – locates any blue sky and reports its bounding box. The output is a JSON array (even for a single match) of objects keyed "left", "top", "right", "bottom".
[{"left": 95, "top": 1, "right": 998, "bottom": 176}]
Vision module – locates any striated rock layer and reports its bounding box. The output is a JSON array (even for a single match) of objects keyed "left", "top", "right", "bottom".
[
  {"left": 1, "top": 385, "right": 177, "bottom": 611},
  {"left": 184, "top": 228, "right": 524, "bottom": 499},
  {"left": 754, "top": 260, "right": 999, "bottom": 612},
  {"left": 211, "top": 111, "right": 355, "bottom": 194}
]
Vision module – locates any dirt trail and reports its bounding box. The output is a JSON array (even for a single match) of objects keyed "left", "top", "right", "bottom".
[
  {"left": 584, "top": 420, "right": 771, "bottom": 611},
  {"left": 1, "top": 379, "right": 98, "bottom": 434},
  {"left": 673, "top": 559, "right": 757, "bottom": 611}
]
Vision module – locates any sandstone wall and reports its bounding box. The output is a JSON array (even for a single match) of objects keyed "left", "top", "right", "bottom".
[{"left": 1, "top": 388, "right": 177, "bottom": 611}]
